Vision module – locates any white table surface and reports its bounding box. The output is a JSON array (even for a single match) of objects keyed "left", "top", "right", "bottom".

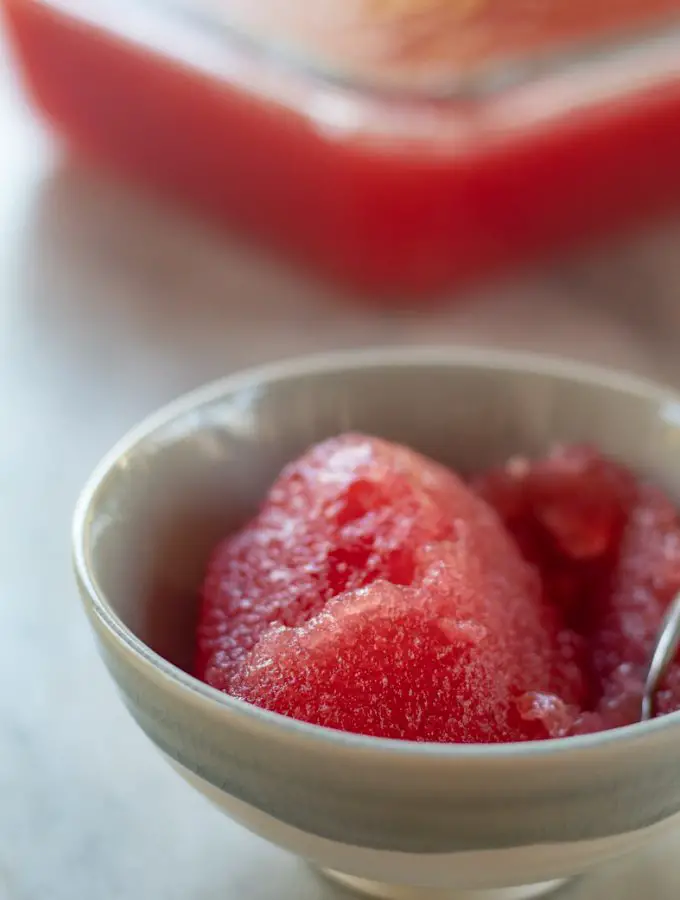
[{"left": 3, "top": 20, "right": 680, "bottom": 900}]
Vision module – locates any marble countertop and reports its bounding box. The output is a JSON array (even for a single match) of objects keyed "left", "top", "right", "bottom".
[{"left": 4, "top": 22, "right": 680, "bottom": 900}]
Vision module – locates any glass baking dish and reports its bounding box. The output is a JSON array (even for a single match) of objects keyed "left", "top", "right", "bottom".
[{"left": 4, "top": 0, "right": 680, "bottom": 300}]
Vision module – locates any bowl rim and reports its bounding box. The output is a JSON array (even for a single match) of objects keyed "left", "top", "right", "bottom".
[{"left": 73, "top": 345, "right": 680, "bottom": 760}]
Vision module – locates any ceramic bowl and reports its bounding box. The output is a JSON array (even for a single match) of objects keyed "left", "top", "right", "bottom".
[{"left": 73, "top": 348, "right": 680, "bottom": 900}]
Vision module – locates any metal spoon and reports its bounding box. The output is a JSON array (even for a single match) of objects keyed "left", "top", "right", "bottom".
[{"left": 641, "top": 592, "right": 680, "bottom": 722}]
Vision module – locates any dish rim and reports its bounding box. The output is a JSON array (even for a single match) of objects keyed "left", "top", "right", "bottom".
[{"left": 45, "top": 0, "right": 680, "bottom": 102}]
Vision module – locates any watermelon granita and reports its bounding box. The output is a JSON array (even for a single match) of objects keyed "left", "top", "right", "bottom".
[{"left": 194, "top": 435, "right": 680, "bottom": 742}]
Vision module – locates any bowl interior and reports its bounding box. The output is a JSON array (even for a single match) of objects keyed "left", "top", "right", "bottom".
[{"left": 81, "top": 352, "right": 680, "bottom": 677}]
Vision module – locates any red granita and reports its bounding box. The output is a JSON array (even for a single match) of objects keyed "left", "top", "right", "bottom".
[{"left": 195, "top": 435, "right": 680, "bottom": 741}]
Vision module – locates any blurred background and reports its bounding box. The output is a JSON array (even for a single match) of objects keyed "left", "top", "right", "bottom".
[{"left": 4, "top": 2, "right": 680, "bottom": 898}]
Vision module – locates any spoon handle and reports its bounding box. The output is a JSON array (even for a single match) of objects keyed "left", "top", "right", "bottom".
[{"left": 641, "top": 592, "right": 680, "bottom": 721}]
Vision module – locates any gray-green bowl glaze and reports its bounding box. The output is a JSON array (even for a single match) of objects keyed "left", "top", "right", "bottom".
[{"left": 73, "top": 348, "right": 680, "bottom": 897}]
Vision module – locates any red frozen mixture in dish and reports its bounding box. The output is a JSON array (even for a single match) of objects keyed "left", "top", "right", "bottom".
[
  {"left": 6, "top": 0, "right": 680, "bottom": 297},
  {"left": 195, "top": 435, "right": 680, "bottom": 742}
]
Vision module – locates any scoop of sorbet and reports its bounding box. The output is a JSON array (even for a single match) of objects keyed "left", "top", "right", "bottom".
[
  {"left": 196, "top": 434, "right": 584, "bottom": 742},
  {"left": 475, "top": 445, "right": 680, "bottom": 731}
]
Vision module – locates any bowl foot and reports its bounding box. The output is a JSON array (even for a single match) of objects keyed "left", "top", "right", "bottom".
[{"left": 320, "top": 870, "right": 570, "bottom": 899}]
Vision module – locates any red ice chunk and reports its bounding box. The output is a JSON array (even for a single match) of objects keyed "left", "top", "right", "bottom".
[
  {"left": 473, "top": 445, "right": 635, "bottom": 637},
  {"left": 231, "top": 543, "right": 576, "bottom": 743},
  {"left": 196, "top": 434, "right": 584, "bottom": 741},
  {"left": 195, "top": 434, "right": 473, "bottom": 691},
  {"left": 591, "top": 484, "right": 680, "bottom": 726},
  {"left": 473, "top": 445, "right": 634, "bottom": 567},
  {"left": 475, "top": 446, "right": 680, "bottom": 729},
  {"left": 195, "top": 435, "right": 680, "bottom": 742}
]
